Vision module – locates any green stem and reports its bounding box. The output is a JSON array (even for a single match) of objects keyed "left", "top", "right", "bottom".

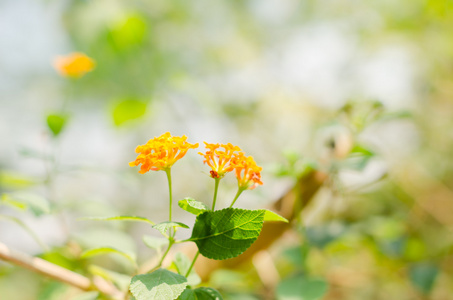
[
  {"left": 229, "top": 188, "right": 245, "bottom": 208},
  {"left": 212, "top": 178, "right": 220, "bottom": 210},
  {"left": 165, "top": 169, "right": 173, "bottom": 222},
  {"left": 150, "top": 239, "right": 174, "bottom": 273},
  {"left": 185, "top": 251, "right": 200, "bottom": 278}
]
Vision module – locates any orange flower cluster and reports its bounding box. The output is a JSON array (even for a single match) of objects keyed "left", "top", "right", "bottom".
[
  {"left": 199, "top": 142, "right": 263, "bottom": 189},
  {"left": 234, "top": 154, "right": 263, "bottom": 190},
  {"left": 129, "top": 132, "right": 198, "bottom": 173},
  {"left": 53, "top": 52, "right": 95, "bottom": 78},
  {"left": 199, "top": 142, "right": 243, "bottom": 179}
]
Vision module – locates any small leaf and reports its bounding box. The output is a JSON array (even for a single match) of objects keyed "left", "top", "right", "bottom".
[
  {"left": 112, "top": 99, "right": 147, "bottom": 126},
  {"left": 130, "top": 269, "right": 187, "bottom": 300},
  {"left": 409, "top": 263, "right": 438, "bottom": 294},
  {"left": 190, "top": 208, "right": 265, "bottom": 260},
  {"left": 276, "top": 276, "right": 328, "bottom": 300},
  {"left": 81, "top": 247, "right": 136, "bottom": 266},
  {"left": 179, "top": 287, "right": 223, "bottom": 300},
  {"left": 1, "top": 194, "right": 27, "bottom": 210},
  {"left": 263, "top": 210, "right": 288, "bottom": 223},
  {"left": 4, "top": 192, "right": 51, "bottom": 216},
  {"left": 142, "top": 235, "right": 169, "bottom": 252},
  {"left": 0, "top": 171, "right": 37, "bottom": 188},
  {"left": 178, "top": 198, "right": 209, "bottom": 215},
  {"left": 173, "top": 252, "right": 201, "bottom": 286},
  {"left": 82, "top": 215, "right": 155, "bottom": 226},
  {"left": 88, "top": 265, "right": 131, "bottom": 292},
  {"left": 153, "top": 221, "right": 189, "bottom": 236},
  {"left": 46, "top": 113, "right": 69, "bottom": 136}
]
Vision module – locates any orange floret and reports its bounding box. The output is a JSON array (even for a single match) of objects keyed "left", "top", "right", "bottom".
[
  {"left": 234, "top": 154, "right": 263, "bottom": 190},
  {"left": 130, "top": 132, "right": 198, "bottom": 174},
  {"left": 199, "top": 142, "right": 244, "bottom": 178},
  {"left": 53, "top": 52, "right": 96, "bottom": 78}
]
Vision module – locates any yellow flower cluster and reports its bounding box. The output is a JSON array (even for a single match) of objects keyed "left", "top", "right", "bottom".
[
  {"left": 129, "top": 132, "right": 199, "bottom": 173},
  {"left": 234, "top": 153, "right": 263, "bottom": 190},
  {"left": 53, "top": 52, "right": 95, "bottom": 78}
]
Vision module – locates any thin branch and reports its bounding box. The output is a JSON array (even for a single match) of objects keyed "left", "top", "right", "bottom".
[{"left": 0, "top": 241, "right": 124, "bottom": 298}]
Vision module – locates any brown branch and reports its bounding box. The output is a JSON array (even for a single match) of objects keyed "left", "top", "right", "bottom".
[{"left": 0, "top": 241, "right": 124, "bottom": 299}]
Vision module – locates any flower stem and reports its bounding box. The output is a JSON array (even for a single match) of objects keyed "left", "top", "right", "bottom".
[
  {"left": 229, "top": 188, "right": 244, "bottom": 208},
  {"left": 212, "top": 177, "right": 220, "bottom": 210},
  {"left": 185, "top": 251, "right": 200, "bottom": 278},
  {"left": 165, "top": 168, "right": 173, "bottom": 222},
  {"left": 149, "top": 239, "right": 174, "bottom": 273}
]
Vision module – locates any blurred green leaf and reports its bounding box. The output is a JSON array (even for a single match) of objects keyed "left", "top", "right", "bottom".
[
  {"left": 172, "top": 252, "right": 201, "bottom": 286},
  {"left": 0, "top": 171, "right": 37, "bottom": 189},
  {"left": 305, "top": 222, "right": 346, "bottom": 249},
  {"left": 142, "top": 235, "right": 169, "bottom": 253},
  {"left": 190, "top": 208, "right": 264, "bottom": 260},
  {"left": 276, "top": 276, "right": 328, "bottom": 300},
  {"left": 109, "top": 14, "right": 147, "bottom": 51},
  {"left": 1, "top": 194, "right": 27, "bottom": 210},
  {"left": 153, "top": 221, "right": 189, "bottom": 236},
  {"left": 178, "top": 198, "right": 208, "bottom": 216},
  {"left": 1, "top": 192, "right": 51, "bottom": 216},
  {"left": 179, "top": 287, "right": 223, "bottom": 300},
  {"left": 409, "top": 263, "right": 439, "bottom": 295},
  {"left": 130, "top": 269, "right": 187, "bottom": 300},
  {"left": 81, "top": 247, "right": 137, "bottom": 267},
  {"left": 0, "top": 215, "right": 48, "bottom": 251},
  {"left": 71, "top": 291, "right": 100, "bottom": 300},
  {"left": 82, "top": 215, "right": 155, "bottom": 225},
  {"left": 88, "top": 265, "right": 131, "bottom": 292},
  {"left": 46, "top": 113, "right": 69, "bottom": 136},
  {"left": 112, "top": 99, "right": 147, "bottom": 126},
  {"left": 38, "top": 282, "right": 68, "bottom": 300}
]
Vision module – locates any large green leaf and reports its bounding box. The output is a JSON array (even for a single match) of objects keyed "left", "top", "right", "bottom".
[
  {"left": 189, "top": 208, "right": 265, "bottom": 260},
  {"left": 276, "top": 276, "right": 328, "bottom": 300},
  {"left": 178, "top": 198, "right": 208, "bottom": 215},
  {"left": 82, "top": 215, "right": 155, "bottom": 226},
  {"left": 179, "top": 287, "right": 223, "bottom": 300},
  {"left": 130, "top": 269, "right": 188, "bottom": 300},
  {"left": 153, "top": 221, "right": 189, "bottom": 236}
]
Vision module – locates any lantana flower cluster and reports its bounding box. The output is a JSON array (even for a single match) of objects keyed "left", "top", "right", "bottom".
[{"left": 129, "top": 132, "right": 263, "bottom": 190}]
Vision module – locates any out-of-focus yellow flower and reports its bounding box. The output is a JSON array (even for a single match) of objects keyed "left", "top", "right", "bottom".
[
  {"left": 53, "top": 52, "right": 95, "bottom": 78},
  {"left": 234, "top": 154, "right": 263, "bottom": 190},
  {"left": 130, "top": 132, "right": 198, "bottom": 174},
  {"left": 199, "top": 142, "right": 243, "bottom": 178}
]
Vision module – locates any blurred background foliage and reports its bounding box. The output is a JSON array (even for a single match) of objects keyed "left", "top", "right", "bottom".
[{"left": 1, "top": 0, "right": 453, "bottom": 299}]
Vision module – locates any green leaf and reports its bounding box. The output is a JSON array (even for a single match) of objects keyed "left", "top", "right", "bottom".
[
  {"left": 409, "top": 263, "right": 439, "bottom": 294},
  {"left": 189, "top": 208, "right": 265, "bottom": 260},
  {"left": 143, "top": 235, "right": 169, "bottom": 252},
  {"left": 71, "top": 291, "right": 100, "bottom": 300},
  {"left": 3, "top": 192, "right": 51, "bottom": 216},
  {"left": 46, "top": 113, "right": 68, "bottom": 136},
  {"left": 178, "top": 198, "right": 208, "bottom": 215},
  {"left": 153, "top": 221, "right": 189, "bottom": 236},
  {"left": 179, "top": 287, "right": 223, "bottom": 300},
  {"left": 0, "top": 215, "right": 48, "bottom": 251},
  {"left": 173, "top": 252, "right": 201, "bottom": 286},
  {"left": 112, "top": 99, "right": 147, "bottom": 126},
  {"left": 88, "top": 265, "right": 131, "bottom": 292},
  {"left": 82, "top": 215, "right": 155, "bottom": 226},
  {"left": 263, "top": 210, "right": 288, "bottom": 223},
  {"left": 0, "top": 171, "right": 36, "bottom": 188},
  {"left": 130, "top": 269, "right": 188, "bottom": 300},
  {"left": 81, "top": 247, "right": 137, "bottom": 267},
  {"left": 1, "top": 194, "right": 27, "bottom": 210},
  {"left": 276, "top": 276, "right": 328, "bottom": 300}
]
